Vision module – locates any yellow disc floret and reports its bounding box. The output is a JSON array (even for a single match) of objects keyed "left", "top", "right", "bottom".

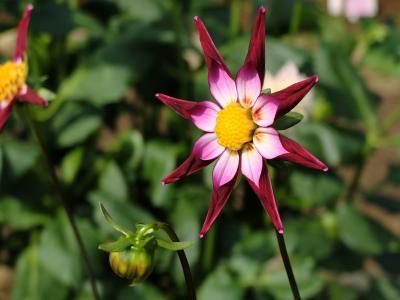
[
  {"left": 215, "top": 102, "right": 257, "bottom": 151},
  {"left": 0, "top": 60, "right": 27, "bottom": 101}
]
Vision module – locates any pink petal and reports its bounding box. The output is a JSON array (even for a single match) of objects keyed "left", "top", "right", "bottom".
[
  {"left": 247, "top": 164, "right": 283, "bottom": 233},
  {"left": 272, "top": 75, "right": 319, "bottom": 118},
  {"left": 213, "top": 149, "right": 239, "bottom": 188},
  {"left": 194, "top": 16, "right": 230, "bottom": 76},
  {"left": 253, "top": 127, "right": 288, "bottom": 159},
  {"left": 277, "top": 134, "right": 328, "bottom": 172},
  {"left": 244, "top": 6, "right": 266, "bottom": 83},
  {"left": 209, "top": 63, "right": 237, "bottom": 107},
  {"left": 0, "top": 100, "right": 15, "bottom": 130},
  {"left": 14, "top": 4, "right": 33, "bottom": 62},
  {"left": 17, "top": 86, "right": 48, "bottom": 107},
  {"left": 252, "top": 94, "right": 279, "bottom": 127},
  {"left": 199, "top": 172, "right": 238, "bottom": 238},
  {"left": 156, "top": 93, "right": 219, "bottom": 132},
  {"left": 161, "top": 151, "right": 214, "bottom": 185},
  {"left": 193, "top": 133, "right": 225, "bottom": 160},
  {"left": 236, "top": 63, "right": 261, "bottom": 108},
  {"left": 241, "top": 143, "right": 263, "bottom": 188}
]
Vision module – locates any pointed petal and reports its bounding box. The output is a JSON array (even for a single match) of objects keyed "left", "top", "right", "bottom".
[
  {"left": 253, "top": 127, "right": 288, "bottom": 159},
  {"left": 209, "top": 63, "right": 237, "bottom": 107},
  {"left": 252, "top": 94, "right": 279, "bottom": 127},
  {"left": 278, "top": 134, "right": 328, "bottom": 171},
  {"left": 161, "top": 152, "right": 213, "bottom": 185},
  {"left": 0, "top": 100, "right": 15, "bottom": 129},
  {"left": 244, "top": 6, "right": 266, "bottom": 83},
  {"left": 193, "top": 133, "right": 225, "bottom": 160},
  {"left": 272, "top": 76, "right": 319, "bottom": 118},
  {"left": 17, "top": 86, "right": 48, "bottom": 107},
  {"left": 241, "top": 143, "right": 263, "bottom": 188},
  {"left": 14, "top": 4, "right": 33, "bottom": 61},
  {"left": 200, "top": 173, "right": 238, "bottom": 238},
  {"left": 194, "top": 16, "right": 230, "bottom": 75},
  {"left": 236, "top": 63, "right": 261, "bottom": 108},
  {"left": 247, "top": 164, "right": 283, "bottom": 233},
  {"left": 156, "top": 93, "right": 219, "bottom": 132},
  {"left": 213, "top": 149, "right": 239, "bottom": 188}
]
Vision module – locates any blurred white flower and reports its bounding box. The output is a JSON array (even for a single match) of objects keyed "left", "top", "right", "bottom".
[
  {"left": 263, "top": 62, "right": 313, "bottom": 118},
  {"left": 327, "top": 0, "right": 378, "bottom": 23}
]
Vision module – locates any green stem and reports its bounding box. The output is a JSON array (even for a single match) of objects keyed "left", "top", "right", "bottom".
[
  {"left": 276, "top": 231, "right": 301, "bottom": 300},
  {"left": 24, "top": 106, "right": 100, "bottom": 300},
  {"left": 290, "top": 0, "right": 302, "bottom": 37},
  {"left": 156, "top": 222, "right": 196, "bottom": 300},
  {"left": 229, "top": 0, "right": 241, "bottom": 39}
]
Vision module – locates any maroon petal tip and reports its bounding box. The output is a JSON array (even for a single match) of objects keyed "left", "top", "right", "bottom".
[
  {"left": 155, "top": 93, "right": 161, "bottom": 98},
  {"left": 259, "top": 6, "right": 266, "bottom": 14},
  {"left": 312, "top": 75, "right": 319, "bottom": 83},
  {"left": 194, "top": 16, "right": 200, "bottom": 22},
  {"left": 199, "top": 233, "right": 205, "bottom": 239},
  {"left": 323, "top": 166, "right": 329, "bottom": 172}
]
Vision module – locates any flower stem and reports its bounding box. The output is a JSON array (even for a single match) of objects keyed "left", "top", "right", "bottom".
[
  {"left": 24, "top": 106, "right": 100, "bottom": 300},
  {"left": 156, "top": 222, "right": 196, "bottom": 300},
  {"left": 290, "top": 0, "right": 302, "bottom": 37},
  {"left": 276, "top": 231, "right": 301, "bottom": 300}
]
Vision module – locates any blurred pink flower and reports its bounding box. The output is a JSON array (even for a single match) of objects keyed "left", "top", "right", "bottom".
[
  {"left": 264, "top": 62, "right": 313, "bottom": 118},
  {"left": 156, "top": 7, "right": 328, "bottom": 237},
  {"left": 0, "top": 4, "right": 48, "bottom": 129},
  {"left": 327, "top": 0, "right": 378, "bottom": 22}
]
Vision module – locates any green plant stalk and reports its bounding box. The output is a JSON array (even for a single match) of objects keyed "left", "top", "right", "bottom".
[
  {"left": 156, "top": 222, "right": 196, "bottom": 300},
  {"left": 276, "top": 231, "right": 301, "bottom": 300},
  {"left": 229, "top": 0, "right": 241, "bottom": 39},
  {"left": 290, "top": 0, "right": 303, "bottom": 37},
  {"left": 23, "top": 106, "right": 100, "bottom": 300}
]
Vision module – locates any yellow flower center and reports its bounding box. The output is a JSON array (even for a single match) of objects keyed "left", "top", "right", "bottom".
[
  {"left": 215, "top": 102, "right": 257, "bottom": 151},
  {"left": 0, "top": 60, "right": 27, "bottom": 101}
]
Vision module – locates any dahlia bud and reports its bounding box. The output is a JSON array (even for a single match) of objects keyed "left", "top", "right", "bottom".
[
  {"left": 109, "top": 242, "right": 156, "bottom": 286},
  {"left": 98, "top": 203, "right": 194, "bottom": 287}
]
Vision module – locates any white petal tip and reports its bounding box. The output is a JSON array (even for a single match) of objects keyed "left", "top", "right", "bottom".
[
  {"left": 278, "top": 229, "right": 284, "bottom": 234},
  {"left": 199, "top": 233, "right": 204, "bottom": 239},
  {"left": 27, "top": 4, "right": 34, "bottom": 11}
]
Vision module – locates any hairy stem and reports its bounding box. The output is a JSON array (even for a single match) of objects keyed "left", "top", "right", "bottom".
[
  {"left": 276, "top": 231, "right": 301, "bottom": 300},
  {"left": 157, "top": 222, "right": 196, "bottom": 300},
  {"left": 24, "top": 106, "right": 100, "bottom": 300}
]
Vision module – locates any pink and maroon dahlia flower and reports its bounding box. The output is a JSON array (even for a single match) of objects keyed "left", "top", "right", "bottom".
[
  {"left": 0, "top": 4, "right": 48, "bottom": 130},
  {"left": 156, "top": 7, "right": 328, "bottom": 237}
]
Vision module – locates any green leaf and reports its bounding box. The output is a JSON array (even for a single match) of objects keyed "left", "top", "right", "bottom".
[
  {"left": 99, "top": 203, "right": 134, "bottom": 237},
  {"left": 273, "top": 112, "right": 304, "bottom": 130},
  {"left": 37, "top": 212, "right": 84, "bottom": 288},
  {"left": 0, "top": 197, "right": 50, "bottom": 230},
  {"left": 198, "top": 264, "right": 245, "bottom": 300},
  {"left": 1, "top": 139, "right": 39, "bottom": 179},
  {"left": 99, "top": 160, "right": 128, "bottom": 201},
  {"left": 60, "top": 147, "right": 84, "bottom": 184},
  {"left": 59, "top": 64, "right": 131, "bottom": 106},
  {"left": 156, "top": 239, "right": 194, "bottom": 251},
  {"left": 99, "top": 237, "right": 132, "bottom": 252},
  {"left": 314, "top": 43, "right": 376, "bottom": 128},
  {"left": 57, "top": 115, "right": 101, "bottom": 147},
  {"left": 142, "top": 141, "right": 179, "bottom": 207},
  {"left": 262, "top": 88, "right": 272, "bottom": 94},
  {"left": 337, "top": 204, "right": 383, "bottom": 255},
  {"left": 11, "top": 244, "right": 68, "bottom": 300}
]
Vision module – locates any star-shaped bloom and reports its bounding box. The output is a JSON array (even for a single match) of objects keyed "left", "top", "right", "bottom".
[
  {"left": 0, "top": 4, "right": 48, "bottom": 129},
  {"left": 156, "top": 7, "right": 328, "bottom": 237}
]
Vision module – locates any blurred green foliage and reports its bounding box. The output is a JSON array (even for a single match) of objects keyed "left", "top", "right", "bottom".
[{"left": 1, "top": 0, "right": 400, "bottom": 299}]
